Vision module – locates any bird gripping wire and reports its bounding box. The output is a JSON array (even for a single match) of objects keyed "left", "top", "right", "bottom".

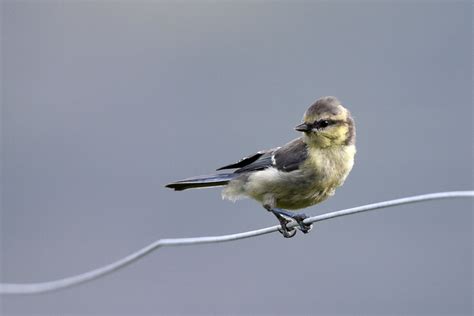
[{"left": 1, "top": 191, "right": 472, "bottom": 295}]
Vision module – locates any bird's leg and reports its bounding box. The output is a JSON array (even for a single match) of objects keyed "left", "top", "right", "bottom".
[
  {"left": 271, "top": 208, "right": 313, "bottom": 234},
  {"left": 263, "top": 205, "right": 296, "bottom": 238}
]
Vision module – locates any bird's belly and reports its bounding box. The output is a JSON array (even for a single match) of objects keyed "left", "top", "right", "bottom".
[
  {"left": 273, "top": 187, "right": 332, "bottom": 210},
  {"left": 240, "top": 168, "right": 338, "bottom": 210}
]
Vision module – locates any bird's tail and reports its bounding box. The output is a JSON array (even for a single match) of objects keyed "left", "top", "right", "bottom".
[{"left": 165, "top": 173, "right": 236, "bottom": 191}]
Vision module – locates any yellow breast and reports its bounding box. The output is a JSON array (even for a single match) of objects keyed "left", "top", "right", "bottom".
[{"left": 306, "top": 144, "right": 356, "bottom": 190}]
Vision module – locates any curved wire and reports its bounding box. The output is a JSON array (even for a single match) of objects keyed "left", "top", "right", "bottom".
[{"left": 1, "top": 191, "right": 473, "bottom": 295}]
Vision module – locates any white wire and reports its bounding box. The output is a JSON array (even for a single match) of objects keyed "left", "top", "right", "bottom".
[{"left": 1, "top": 191, "right": 472, "bottom": 295}]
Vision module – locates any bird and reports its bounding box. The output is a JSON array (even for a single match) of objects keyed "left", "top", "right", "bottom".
[{"left": 166, "top": 96, "right": 356, "bottom": 237}]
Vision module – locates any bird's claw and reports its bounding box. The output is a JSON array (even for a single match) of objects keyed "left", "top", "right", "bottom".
[
  {"left": 268, "top": 207, "right": 313, "bottom": 238},
  {"left": 276, "top": 217, "right": 297, "bottom": 238},
  {"left": 278, "top": 225, "right": 297, "bottom": 238},
  {"left": 298, "top": 222, "right": 313, "bottom": 234},
  {"left": 293, "top": 213, "right": 313, "bottom": 234}
]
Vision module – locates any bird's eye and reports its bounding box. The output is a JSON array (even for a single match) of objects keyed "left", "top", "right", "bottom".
[{"left": 318, "top": 120, "right": 330, "bottom": 128}]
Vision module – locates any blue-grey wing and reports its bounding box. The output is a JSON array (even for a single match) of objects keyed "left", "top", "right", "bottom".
[
  {"left": 216, "top": 151, "right": 267, "bottom": 171},
  {"left": 217, "top": 138, "right": 308, "bottom": 174},
  {"left": 233, "top": 151, "right": 276, "bottom": 173},
  {"left": 273, "top": 138, "right": 308, "bottom": 172}
]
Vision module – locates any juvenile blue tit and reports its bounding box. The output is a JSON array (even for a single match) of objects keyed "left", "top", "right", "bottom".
[{"left": 166, "top": 96, "right": 356, "bottom": 237}]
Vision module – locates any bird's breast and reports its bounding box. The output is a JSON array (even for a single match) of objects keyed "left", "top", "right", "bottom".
[{"left": 306, "top": 144, "right": 356, "bottom": 189}]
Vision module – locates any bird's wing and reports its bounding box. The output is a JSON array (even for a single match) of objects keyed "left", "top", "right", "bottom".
[
  {"left": 217, "top": 138, "right": 308, "bottom": 174},
  {"left": 216, "top": 151, "right": 267, "bottom": 171},
  {"left": 272, "top": 138, "right": 308, "bottom": 172}
]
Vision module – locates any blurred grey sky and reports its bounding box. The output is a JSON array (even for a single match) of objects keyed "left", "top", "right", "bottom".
[{"left": 1, "top": 1, "right": 472, "bottom": 315}]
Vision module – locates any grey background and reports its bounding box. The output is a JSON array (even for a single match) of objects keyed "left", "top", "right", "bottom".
[{"left": 1, "top": 1, "right": 472, "bottom": 315}]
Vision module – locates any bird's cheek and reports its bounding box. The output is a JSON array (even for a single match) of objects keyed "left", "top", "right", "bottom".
[{"left": 308, "top": 133, "right": 330, "bottom": 147}]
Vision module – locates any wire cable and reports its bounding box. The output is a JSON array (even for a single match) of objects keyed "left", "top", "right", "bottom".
[{"left": 1, "top": 191, "right": 472, "bottom": 295}]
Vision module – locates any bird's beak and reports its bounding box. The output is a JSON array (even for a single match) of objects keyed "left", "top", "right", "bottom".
[{"left": 295, "top": 123, "right": 311, "bottom": 132}]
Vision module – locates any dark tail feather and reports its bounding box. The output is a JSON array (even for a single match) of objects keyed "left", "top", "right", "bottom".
[{"left": 165, "top": 173, "right": 236, "bottom": 191}]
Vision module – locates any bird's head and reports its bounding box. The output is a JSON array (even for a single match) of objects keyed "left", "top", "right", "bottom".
[{"left": 295, "top": 96, "right": 355, "bottom": 148}]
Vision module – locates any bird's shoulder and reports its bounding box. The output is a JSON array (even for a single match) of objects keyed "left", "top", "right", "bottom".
[
  {"left": 273, "top": 137, "right": 308, "bottom": 172},
  {"left": 217, "top": 138, "right": 308, "bottom": 173}
]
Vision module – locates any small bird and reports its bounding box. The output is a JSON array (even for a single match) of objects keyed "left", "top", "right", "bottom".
[{"left": 166, "top": 96, "right": 356, "bottom": 237}]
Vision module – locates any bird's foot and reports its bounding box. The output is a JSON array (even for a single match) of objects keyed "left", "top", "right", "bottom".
[
  {"left": 270, "top": 208, "right": 313, "bottom": 235},
  {"left": 276, "top": 216, "right": 297, "bottom": 238},
  {"left": 265, "top": 205, "right": 311, "bottom": 238},
  {"left": 292, "top": 213, "right": 313, "bottom": 234}
]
